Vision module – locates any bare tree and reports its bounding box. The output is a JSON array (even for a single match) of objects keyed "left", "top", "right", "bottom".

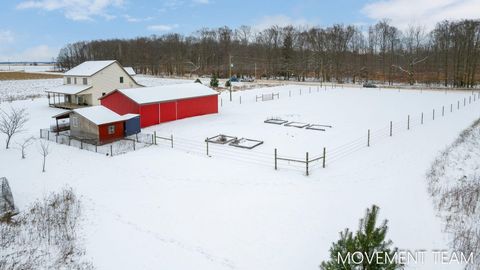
[
  {"left": 38, "top": 140, "right": 51, "bottom": 173},
  {"left": 16, "top": 136, "right": 35, "bottom": 159},
  {"left": 0, "top": 107, "right": 29, "bottom": 149}
]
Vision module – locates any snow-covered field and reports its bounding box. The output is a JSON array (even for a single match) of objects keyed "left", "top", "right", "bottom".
[
  {"left": 1, "top": 80, "right": 479, "bottom": 270},
  {"left": 0, "top": 78, "right": 62, "bottom": 100},
  {"left": 135, "top": 75, "right": 192, "bottom": 87},
  {"left": 0, "top": 64, "right": 55, "bottom": 72}
]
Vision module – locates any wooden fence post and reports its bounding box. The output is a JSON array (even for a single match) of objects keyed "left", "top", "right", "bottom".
[
  {"left": 442, "top": 106, "right": 444, "bottom": 116},
  {"left": 300, "top": 89, "right": 302, "bottom": 95},
  {"left": 110, "top": 145, "right": 113, "bottom": 156},
  {"left": 458, "top": 100, "right": 460, "bottom": 109},
  {"left": 95, "top": 145, "right": 97, "bottom": 152},
  {"left": 389, "top": 121, "right": 393, "bottom": 137},
  {"left": 421, "top": 112, "right": 424, "bottom": 124},
  {"left": 367, "top": 129, "right": 370, "bottom": 147},
  {"left": 322, "top": 147, "right": 326, "bottom": 168},
  {"left": 206, "top": 138, "right": 209, "bottom": 156},
  {"left": 407, "top": 115, "right": 410, "bottom": 130},
  {"left": 221, "top": 98, "right": 223, "bottom": 107},
  {"left": 80, "top": 140, "right": 83, "bottom": 149},
  {"left": 464, "top": 98, "right": 466, "bottom": 106},
  {"left": 133, "top": 140, "right": 135, "bottom": 151},
  {"left": 240, "top": 96, "right": 242, "bottom": 104},
  {"left": 154, "top": 131, "right": 157, "bottom": 145},
  {"left": 450, "top": 104, "right": 453, "bottom": 112},
  {"left": 306, "top": 152, "right": 309, "bottom": 176},
  {"left": 171, "top": 135, "right": 174, "bottom": 148},
  {"left": 433, "top": 109, "right": 435, "bottom": 120},
  {"left": 274, "top": 148, "right": 277, "bottom": 170}
]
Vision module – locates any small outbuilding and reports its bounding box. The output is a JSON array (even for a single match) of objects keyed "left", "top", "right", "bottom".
[
  {"left": 52, "top": 106, "right": 140, "bottom": 145},
  {"left": 100, "top": 83, "right": 219, "bottom": 128}
]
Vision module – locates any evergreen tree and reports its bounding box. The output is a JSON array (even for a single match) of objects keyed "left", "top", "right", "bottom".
[
  {"left": 210, "top": 74, "right": 219, "bottom": 87},
  {"left": 320, "top": 205, "right": 402, "bottom": 270},
  {"left": 321, "top": 229, "right": 357, "bottom": 270}
]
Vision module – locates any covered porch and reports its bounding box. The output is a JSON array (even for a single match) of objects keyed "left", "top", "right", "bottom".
[{"left": 46, "top": 85, "right": 92, "bottom": 109}]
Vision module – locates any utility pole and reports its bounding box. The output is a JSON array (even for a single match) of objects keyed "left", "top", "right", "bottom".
[{"left": 229, "top": 54, "right": 232, "bottom": 101}]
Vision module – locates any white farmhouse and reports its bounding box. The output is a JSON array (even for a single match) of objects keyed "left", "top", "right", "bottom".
[{"left": 46, "top": 60, "right": 141, "bottom": 108}]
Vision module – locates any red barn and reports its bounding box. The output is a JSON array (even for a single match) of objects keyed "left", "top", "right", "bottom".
[{"left": 100, "top": 83, "right": 219, "bottom": 128}]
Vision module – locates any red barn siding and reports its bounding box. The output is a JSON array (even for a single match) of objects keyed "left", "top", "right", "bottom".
[
  {"left": 98, "top": 121, "right": 124, "bottom": 144},
  {"left": 100, "top": 91, "right": 139, "bottom": 115},
  {"left": 139, "top": 104, "right": 159, "bottom": 127},
  {"left": 159, "top": 102, "right": 177, "bottom": 123},
  {"left": 101, "top": 90, "right": 218, "bottom": 128},
  {"left": 177, "top": 95, "right": 218, "bottom": 119}
]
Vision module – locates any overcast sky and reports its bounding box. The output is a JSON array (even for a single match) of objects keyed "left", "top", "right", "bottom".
[{"left": 0, "top": 0, "right": 479, "bottom": 62}]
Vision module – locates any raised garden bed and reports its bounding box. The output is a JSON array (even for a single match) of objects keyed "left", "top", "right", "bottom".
[
  {"left": 206, "top": 134, "right": 237, "bottom": 144},
  {"left": 284, "top": 122, "right": 309, "bottom": 128},
  {"left": 264, "top": 118, "right": 288, "bottom": 125},
  {"left": 306, "top": 124, "right": 328, "bottom": 131},
  {"left": 229, "top": 138, "right": 264, "bottom": 149}
]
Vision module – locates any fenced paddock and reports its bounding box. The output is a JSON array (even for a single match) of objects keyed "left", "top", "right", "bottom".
[
  {"left": 40, "top": 84, "right": 480, "bottom": 174},
  {"left": 144, "top": 84, "right": 480, "bottom": 175},
  {"left": 39, "top": 129, "right": 153, "bottom": 156}
]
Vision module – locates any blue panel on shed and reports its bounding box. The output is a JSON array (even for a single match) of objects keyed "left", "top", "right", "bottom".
[{"left": 125, "top": 116, "right": 141, "bottom": 136}]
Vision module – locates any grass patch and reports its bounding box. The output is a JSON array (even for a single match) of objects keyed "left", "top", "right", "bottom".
[{"left": 0, "top": 72, "right": 62, "bottom": 81}]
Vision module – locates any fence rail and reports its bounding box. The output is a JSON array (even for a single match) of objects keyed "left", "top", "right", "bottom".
[{"left": 39, "top": 129, "right": 153, "bottom": 156}]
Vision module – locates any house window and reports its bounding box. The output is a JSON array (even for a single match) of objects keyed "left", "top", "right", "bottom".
[
  {"left": 72, "top": 116, "right": 78, "bottom": 127},
  {"left": 74, "top": 77, "right": 77, "bottom": 84},
  {"left": 66, "top": 77, "right": 71, "bottom": 84},
  {"left": 83, "top": 78, "right": 88, "bottom": 85},
  {"left": 120, "top": 77, "right": 124, "bottom": 83},
  {"left": 108, "top": 125, "right": 115, "bottom": 134}
]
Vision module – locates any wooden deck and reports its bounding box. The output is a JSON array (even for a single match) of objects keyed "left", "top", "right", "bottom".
[{"left": 49, "top": 102, "right": 88, "bottom": 110}]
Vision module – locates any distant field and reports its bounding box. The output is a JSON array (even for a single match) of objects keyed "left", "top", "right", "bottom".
[{"left": 0, "top": 71, "right": 62, "bottom": 81}]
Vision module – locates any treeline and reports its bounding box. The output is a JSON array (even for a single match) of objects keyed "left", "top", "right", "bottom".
[{"left": 56, "top": 19, "right": 480, "bottom": 88}]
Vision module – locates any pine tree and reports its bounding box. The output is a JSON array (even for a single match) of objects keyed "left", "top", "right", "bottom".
[
  {"left": 320, "top": 229, "right": 357, "bottom": 270},
  {"left": 210, "top": 74, "right": 219, "bottom": 87},
  {"left": 320, "top": 205, "right": 402, "bottom": 270}
]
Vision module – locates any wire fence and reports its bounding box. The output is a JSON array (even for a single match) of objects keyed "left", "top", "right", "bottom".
[
  {"left": 39, "top": 90, "right": 480, "bottom": 175},
  {"left": 39, "top": 129, "right": 153, "bottom": 156}
]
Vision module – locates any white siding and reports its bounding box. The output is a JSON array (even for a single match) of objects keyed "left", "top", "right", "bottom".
[{"left": 81, "top": 63, "right": 140, "bottom": 105}]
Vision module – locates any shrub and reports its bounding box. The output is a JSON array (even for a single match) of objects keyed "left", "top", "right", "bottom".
[{"left": 210, "top": 74, "right": 219, "bottom": 87}]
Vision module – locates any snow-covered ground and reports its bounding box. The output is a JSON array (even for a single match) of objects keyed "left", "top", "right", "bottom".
[
  {"left": 0, "top": 78, "right": 62, "bottom": 100},
  {"left": 1, "top": 82, "right": 479, "bottom": 270},
  {"left": 0, "top": 64, "right": 55, "bottom": 72},
  {"left": 135, "top": 75, "right": 192, "bottom": 87}
]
